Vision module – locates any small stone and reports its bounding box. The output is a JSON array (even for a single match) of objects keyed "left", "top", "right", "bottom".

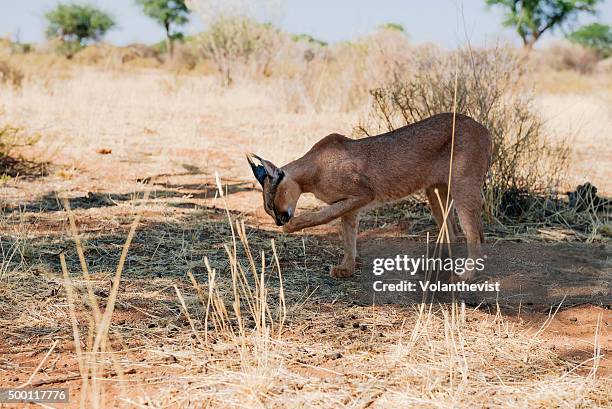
[{"left": 164, "top": 355, "right": 178, "bottom": 363}]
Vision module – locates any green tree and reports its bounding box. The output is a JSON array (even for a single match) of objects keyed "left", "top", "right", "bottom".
[
  {"left": 45, "top": 3, "right": 115, "bottom": 57},
  {"left": 485, "top": 0, "right": 602, "bottom": 50},
  {"left": 568, "top": 22, "right": 612, "bottom": 57},
  {"left": 291, "top": 34, "right": 328, "bottom": 46},
  {"left": 380, "top": 23, "right": 405, "bottom": 33},
  {"left": 136, "top": 0, "right": 190, "bottom": 56}
]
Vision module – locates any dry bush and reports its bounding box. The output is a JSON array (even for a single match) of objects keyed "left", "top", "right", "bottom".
[
  {"left": 164, "top": 41, "right": 199, "bottom": 71},
  {"left": 186, "top": 5, "right": 412, "bottom": 112},
  {"left": 194, "top": 17, "right": 286, "bottom": 85},
  {"left": 0, "top": 40, "right": 24, "bottom": 88},
  {"left": 72, "top": 43, "right": 163, "bottom": 68},
  {"left": 541, "top": 41, "right": 600, "bottom": 74},
  {"left": 0, "top": 124, "right": 45, "bottom": 178},
  {"left": 0, "top": 59, "right": 23, "bottom": 88},
  {"left": 72, "top": 44, "right": 116, "bottom": 65},
  {"left": 595, "top": 57, "right": 612, "bottom": 74},
  {"left": 282, "top": 28, "right": 412, "bottom": 113},
  {"left": 2, "top": 42, "right": 72, "bottom": 78},
  {"left": 355, "top": 46, "right": 570, "bottom": 223}
]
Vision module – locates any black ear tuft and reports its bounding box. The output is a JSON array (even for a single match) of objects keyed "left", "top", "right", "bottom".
[
  {"left": 253, "top": 154, "right": 283, "bottom": 181},
  {"left": 253, "top": 165, "right": 266, "bottom": 186},
  {"left": 246, "top": 154, "right": 267, "bottom": 186}
]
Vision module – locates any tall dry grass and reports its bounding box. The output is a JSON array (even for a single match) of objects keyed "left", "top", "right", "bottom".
[{"left": 53, "top": 175, "right": 287, "bottom": 407}]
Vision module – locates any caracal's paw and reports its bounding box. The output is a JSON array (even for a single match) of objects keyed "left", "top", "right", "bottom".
[
  {"left": 282, "top": 220, "right": 300, "bottom": 233},
  {"left": 330, "top": 264, "right": 354, "bottom": 278}
]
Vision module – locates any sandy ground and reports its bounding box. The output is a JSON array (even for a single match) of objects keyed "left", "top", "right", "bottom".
[{"left": 0, "top": 67, "right": 610, "bottom": 407}]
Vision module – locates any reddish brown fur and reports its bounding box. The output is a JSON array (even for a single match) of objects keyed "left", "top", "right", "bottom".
[{"left": 248, "top": 113, "right": 492, "bottom": 279}]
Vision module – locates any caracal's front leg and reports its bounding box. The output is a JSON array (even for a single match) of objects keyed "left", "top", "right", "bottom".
[
  {"left": 330, "top": 211, "right": 359, "bottom": 278},
  {"left": 282, "top": 196, "right": 371, "bottom": 233}
]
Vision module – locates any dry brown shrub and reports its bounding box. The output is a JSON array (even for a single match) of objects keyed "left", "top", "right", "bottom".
[
  {"left": 0, "top": 40, "right": 24, "bottom": 88},
  {"left": 355, "top": 46, "right": 570, "bottom": 222},
  {"left": 72, "top": 43, "right": 163, "bottom": 68},
  {"left": 164, "top": 41, "right": 199, "bottom": 71},
  {"left": 0, "top": 124, "right": 45, "bottom": 178},
  {"left": 0, "top": 59, "right": 23, "bottom": 88},
  {"left": 186, "top": 10, "right": 412, "bottom": 112},
  {"left": 194, "top": 17, "right": 286, "bottom": 85},
  {"left": 2, "top": 42, "right": 71, "bottom": 78},
  {"left": 595, "top": 57, "right": 612, "bottom": 73},
  {"left": 72, "top": 44, "right": 114, "bottom": 65},
  {"left": 282, "top": 29, "right": 412, "bottom": 113},
  {"left": 541, "top": 41, "right": 600, "bottom": 74},
  {"left": 266, "top": 28, "right": 412, "bottom": 113}
]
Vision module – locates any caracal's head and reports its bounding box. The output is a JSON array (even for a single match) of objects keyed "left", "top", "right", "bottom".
[{"left": 246, "top": 153, "right": 301, "bottom": 226}]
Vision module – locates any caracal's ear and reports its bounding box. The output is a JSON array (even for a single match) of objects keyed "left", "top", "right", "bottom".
[
  {"left": 246, "top": 153, "right": 283, "bottom": 187},
  {"left": 246, "top": 153, "right": 267, "bottom": 186}
]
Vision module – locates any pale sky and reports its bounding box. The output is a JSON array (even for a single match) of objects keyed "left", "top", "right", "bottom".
[{"left": 1, "top": 0, "right": 611, "bottom": 48}]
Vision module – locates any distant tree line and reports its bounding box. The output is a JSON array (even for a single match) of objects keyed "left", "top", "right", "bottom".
[
  {"left": 44, "top": 1, "right": 190, "bottom": 57},
  {"left": 42, "top": 1, "right": 612, "bottom": 58}
]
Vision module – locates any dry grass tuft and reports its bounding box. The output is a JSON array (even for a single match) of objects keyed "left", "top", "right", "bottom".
[{"left": 0, "top": 124, "right": 46, "bottom": 179}]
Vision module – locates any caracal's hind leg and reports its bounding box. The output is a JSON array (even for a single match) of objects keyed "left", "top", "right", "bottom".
[
  {"left": 330, "top": 211, "right": 359, "bottom": 278},
  {"left": 451, "top": 179, "right": 486, "bottom": 280},
  {"left": 425, "top": 184, "right": 459, "bottom": 244}
]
